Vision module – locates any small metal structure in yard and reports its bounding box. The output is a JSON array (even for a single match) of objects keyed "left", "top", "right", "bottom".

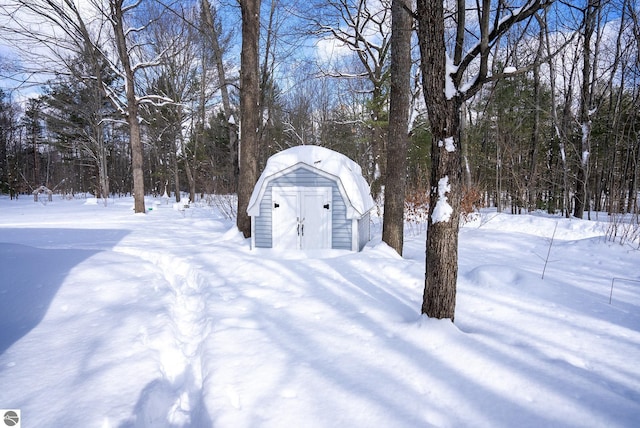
[{"left": 33, "top": 185, "right": 53, "bottom": 202}]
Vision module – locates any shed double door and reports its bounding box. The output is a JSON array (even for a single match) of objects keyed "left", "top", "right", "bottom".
[{"left": 272, "top": 187, "right": 332, "bottom": 249}]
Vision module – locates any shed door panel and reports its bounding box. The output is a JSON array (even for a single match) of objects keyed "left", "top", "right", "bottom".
[
  {"left": 301, "top": 188, "right": 331, "bottom": 249},
  {"left": 272, "top": 188, "right": 299, "bottom": 249},
  {"left": 272, "top": 187, "right": 332, "bottom": 250}
]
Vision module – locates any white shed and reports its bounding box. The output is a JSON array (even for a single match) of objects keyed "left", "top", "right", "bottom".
[{"left": 247, "top": 145, "right": 375, "bottom": 251}]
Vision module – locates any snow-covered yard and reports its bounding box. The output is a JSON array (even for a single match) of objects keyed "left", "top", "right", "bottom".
[{"left": 0, "top": 195, "right": 638, "bottom": 427}]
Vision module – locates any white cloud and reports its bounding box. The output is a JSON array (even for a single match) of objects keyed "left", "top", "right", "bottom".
[{"left": 315, "top": 37, "right": 352, "bottom": 65}]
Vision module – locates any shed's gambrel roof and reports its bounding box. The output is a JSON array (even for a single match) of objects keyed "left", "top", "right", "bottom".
[{"left": 247, "top": 145, "right": 374, "bottom": 218}]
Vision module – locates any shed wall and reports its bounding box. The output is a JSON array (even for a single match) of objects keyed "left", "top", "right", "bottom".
[
  {"left": 253, "top": 168, "right": 352, "bottom": 250},
  {"left": 357, "top": 212, "right": 371, "bottom": 251}
]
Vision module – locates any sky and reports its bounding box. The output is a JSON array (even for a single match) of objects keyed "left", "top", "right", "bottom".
[
  {"left": 0, "top": 193, "right": 638, "bottom": 427},
  {"left": 2, "top": 0, "right": 633, "bottom": 114}
]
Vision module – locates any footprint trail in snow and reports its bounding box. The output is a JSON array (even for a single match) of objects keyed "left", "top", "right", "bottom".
[{"left": 116, "top": 248, "right": 218, "bottom": 426}]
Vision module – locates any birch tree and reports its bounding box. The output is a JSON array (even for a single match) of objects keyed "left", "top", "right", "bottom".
[{"left": 416, "top": 0, "right": 553, "bottom": 320}]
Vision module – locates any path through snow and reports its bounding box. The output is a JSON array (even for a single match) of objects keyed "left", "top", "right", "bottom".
[{"left": 114, "top": 248, "right": 217, "bottom": 427}]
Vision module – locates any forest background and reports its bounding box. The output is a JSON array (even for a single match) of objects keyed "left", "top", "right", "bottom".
[{"left": 0, "top": 0, "right": 638, "bottom": 222}]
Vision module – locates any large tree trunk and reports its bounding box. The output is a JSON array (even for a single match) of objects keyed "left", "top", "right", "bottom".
[
  {"left": 369, "top": 85, "right": 387, "bottom": 199},
  {"left": 172, "top": 148, "right": 181, "bottom": 203},
  {"left": 98, "top": 135, "right": 109, "bottom": 204},
  {"left": 421, "top": 104, "right": 462, "bottom": 321},
  {"left": 528, "top": 23, "right": 545, "bottom": 212},
  {"left": 111, "top": 0, "right": 145, "bottom": 213},
  {"left": 184, "top": 152, "right": 196, "bottom": 203},
  {"left": 417, "top": 0, "right": 462, "bottom": 321},
  {"left": 128, "top": 116, "right": 145, "bottom": 212},
  {"left": 382, "top": 0, "right": 412, "bottom": 255},
  {"left": 236, "top": 0, "right": 261, "bottom": 237},
  {"left": 415, "top": 0, "right": 551, "bottom": 321},
  {"left": 574, "top": 0, "right": 598, "bottom": 219}
]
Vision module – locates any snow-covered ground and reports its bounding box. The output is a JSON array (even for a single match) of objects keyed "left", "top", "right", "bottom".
[{"left": 0, "top": 195, "right": 638, "bottom": 427}]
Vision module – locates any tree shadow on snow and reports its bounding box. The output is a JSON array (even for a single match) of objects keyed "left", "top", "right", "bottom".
[{"left": 0, "top": 228, "right": 130, "bottom": 356}]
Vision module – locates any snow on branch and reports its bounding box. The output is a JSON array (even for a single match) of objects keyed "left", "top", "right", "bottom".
[
  {"left": 131, "top": 56, "right": 164, "bottom": 74},
  {"left": 102, "top": 83, "right": 127, "bottom": 116},
  {"left": 124, "top": 25, "right": 146, "bottom": 37},
  {"left": 121, "top": 0, "right": 143, "bottom": 14},
  {"left": 136, "top": 95, "right": 181, "bottom": 108}
]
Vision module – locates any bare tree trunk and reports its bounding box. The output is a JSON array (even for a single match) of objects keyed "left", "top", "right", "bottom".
[
  {"left": 416, "top": 0, "right": 551, "bottom": 321},
  {"left": 629, "top": 138, "right": 639, "bottom": 213},
  {"left": 237, "top": 0, "right": 261, "bottom": 237},
  {"left": 201, "top": 0, "right": 237, "bottom": 189},
  {"left": 258, "top": 0, "right": 278, "bottom": 168},
  {"left": 382, "top": 0, "right": 412, "bottom": 256},
  {"left": 546, "top": 21, "right": 573, "bottom": 218},
  {"left": 173, "top": 151, "right": 181, "bottom": 203},
  {"left": 111, "top": 0, "right": 145, "bottom": 213},
  {"left": 98, "top": 133, "right": 109, "bottom": 203},
  {"left": 574, "top": 0, "right": 599, "bottom": 219},
  {"left": 417, "top": 0, "right": 461, "bottom": 321},
  {"left": 184, "top": 155, "right": 195, "bottom": 203},
  {"left": 528, "top": 23, "right": 545, "bottom": 211},
  {"left": 461, "top": 102, "right": 472, "bottom": 188}
]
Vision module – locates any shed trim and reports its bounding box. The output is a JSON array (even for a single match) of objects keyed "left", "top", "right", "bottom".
[
  {"left": 250, "top": 215, "right": 256, "bottom": 249},
  {"left": 351, "top": 218, "right": 358, "bottom": 251}
]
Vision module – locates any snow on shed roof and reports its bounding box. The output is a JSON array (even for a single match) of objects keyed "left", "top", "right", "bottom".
[{"left": 247, "top": 145, "right": 375, "bottom": 218}]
